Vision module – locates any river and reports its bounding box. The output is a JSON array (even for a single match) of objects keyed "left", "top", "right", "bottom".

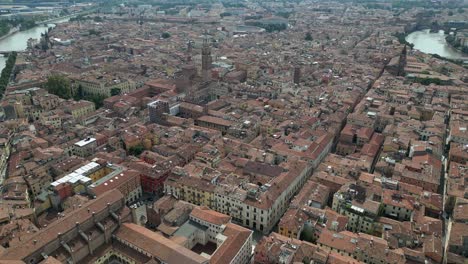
[
  {"left": 406, "top": 29, "right": 468, "bottom": 60},
  {"left": 0, "top": 17, "right": 70, "bottom": 72}
]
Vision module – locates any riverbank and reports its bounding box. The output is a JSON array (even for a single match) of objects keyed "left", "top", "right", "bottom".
[
  {"left": 0, "top": 23, "right": 54, "bottom": 72},
  {"left": 0, "top": 13, "right": 76, "bottom": 40},
  {"left": 0, "top": 27, "right": 19, "bottom": 41},
  {"left": 445, "top": 34, "right": 468, "bottom": 55},
  {"left": 405, "top": 29, "right": 468, "bottom": 61},
  {"left": 0, "top": 52, "right": 17, "bottom": 99}
]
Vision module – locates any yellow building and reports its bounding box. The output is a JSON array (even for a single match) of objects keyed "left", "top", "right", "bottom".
[
  {"left": 66, "top": 100, "right": 95, "bottom": 119},
  {"left": 165, "top": 179, "right": 214, "bottom": 208},
  {"left": 88, "top": 166, "right": 113, "bottom": 182},
  {"left": 182, "top": 185, "right": 214, "bottom": 207},
  {"left": 278, "top": 226, "right": 299, "bottom": 239}
]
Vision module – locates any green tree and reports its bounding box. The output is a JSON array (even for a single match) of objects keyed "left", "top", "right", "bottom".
[
  {"left": 161, "top": 32, "right": 171, "bottom": 39},
  {"left": 220, "top": 12, "right": 232, "bottom": 18},
  {"left": 60, "top": 9, "right": 70, "bottom": 16},
  {"left": 128, "top": 144, "right": 144, "bottom": 156},
  {"left": 88, "top": 94, "right": 106, "bottom": 109},
  {"left": 44, "top": 74, "right": 72, "bottom": 99},
  {"left": 88, "top": 29, "right": 101, "bottom": 36},
  {"left": 305, "top": 32, "right": 313, "bottom": 41},
  {"left": 0, "top": 52, "right": 16, "bottom": 98},
  {"left": 413, "top": 77, "right": 442, "bottom": 85},
  {"left": 73, "top": 84, "right": 84, "bottom": 100},
  {"left": 462, "top": 46, "right": 468, "bottom": 54},
  {"left": 394, "top": 32, "right": 414, "bottom": 48},
  {"left": 448, "top": 11, "right": 454, "bottom": 16},
  {"left": 0, "top": 20, "right": 11, "bottom": 38},
  {"left": 440, "top": 66, "right": 450, "bottom": 76},
  {"left": 110, "top": 87, "right": 121, "bottom": 96},
  {"left": 276, "top": 12, "right": 291, "bottom": 18}
]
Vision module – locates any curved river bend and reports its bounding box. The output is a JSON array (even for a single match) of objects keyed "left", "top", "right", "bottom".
[
  {"left": 0, "top": 18, "right": 70, "bottom": 71},
  {"left": 406, "top": 29, "right": 468, "bottom": 60}
]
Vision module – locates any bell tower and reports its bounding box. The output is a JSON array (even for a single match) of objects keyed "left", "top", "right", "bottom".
[{"left": 201, "top": 32, "right": 212, "bottom": 82}]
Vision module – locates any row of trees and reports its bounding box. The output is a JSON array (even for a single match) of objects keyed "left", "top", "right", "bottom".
[
  {"left": 0, "top": 20, "right": 10, "bottom": 38},
  {"left": 220, "top": 12, "right": 232, "bottom": 18},
  {"left": 411, "top": 77, "right": 443, "bottom": 85},
  {"left": 0, "top": 52, "right": 17, "bottom": 99},
  {"left": 393, "top": 32, "right": 414, "bottom": 48},
  {"left": 431, "top": 54, "right": 464, "bottom": 66},
  {"left": 246, "top": 21, "right": 287, "bottom": 33},
  {"left": 70, "top": 15, "right": 105, "bottom": 22}
]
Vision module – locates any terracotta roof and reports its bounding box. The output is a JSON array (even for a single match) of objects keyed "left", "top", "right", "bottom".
[
  {"left": 0, "top": 190, "right": 124, "bottom": 261},
  {"left": 211, "top": 223, "right": 252, "bottom": 264},
  {"left": 115, "top": 223, "right": 208, "bottom": 264},
  {"left": 197, "top": 115, "right": 233, "bottom": 127},
  {"left": 91, "top": 169, "right": 140, "bottom": 196},
  {"left": 327, "top": 252, "right": 364, "bottom": 264},
  {"left": 190, "top": 206, "right": 231, "bottom": 226},
  {"left": 317, "top": 229, "right": 357, "bottom": 253}
]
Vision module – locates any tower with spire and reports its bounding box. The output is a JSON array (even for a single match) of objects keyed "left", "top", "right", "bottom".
[{"left": 397, "top": 45, "right": 407, "bottom": 77}]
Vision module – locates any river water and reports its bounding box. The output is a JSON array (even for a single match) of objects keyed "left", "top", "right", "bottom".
[
  {"left": 406, "top": 29, "right": 467, "bottom": 60},
  {"left": 0, "top": 17, "right": 70, "bottom": 72}
]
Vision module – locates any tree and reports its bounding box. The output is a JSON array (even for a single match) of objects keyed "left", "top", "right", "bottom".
[
  {"left": 161, "top": 32, "right": 171, "bottom": 39},
  {"left": 73, "top": 84, "right": 83, "bottom": 100},
  {"left": 60, "top": 9, "right": 69, "bottom": 16},
  {"left": 394, "top": 32, "right": 414, "bottom": 48},
  {"left": 220, "top": 12, "right": 232, "bottom": 18},
  {"left": 110, "top": 87, "right": 121, "bottom": 96},
  {"left": 462, "top": 46, "right": 468, "bottom": 54},
  {"left": 128, "top": 144, "right": 144, "bottom": 156},
  {"left": 88, "top": 94, "right": 106, "bottom": 109},
  {"left": 44, "top": 74, "right": 72, "bottom": 99},
  {"left": 88, "top": 29, "right": 100, "bottom": 36},
  {"left": 0, "top": 20, "right": 11, "bottom": 38},
  {"left": 0, "top": 52, "right": 16, "bottom": 98},
  {"left": 448, "top": 11, "right": 454, "bottom": 16},
  {"left": 440, "top": 66, "right": 450, "bottom": 76},
  {"left": 305, "top": 32, "right": 313, "bottom": 41}
]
